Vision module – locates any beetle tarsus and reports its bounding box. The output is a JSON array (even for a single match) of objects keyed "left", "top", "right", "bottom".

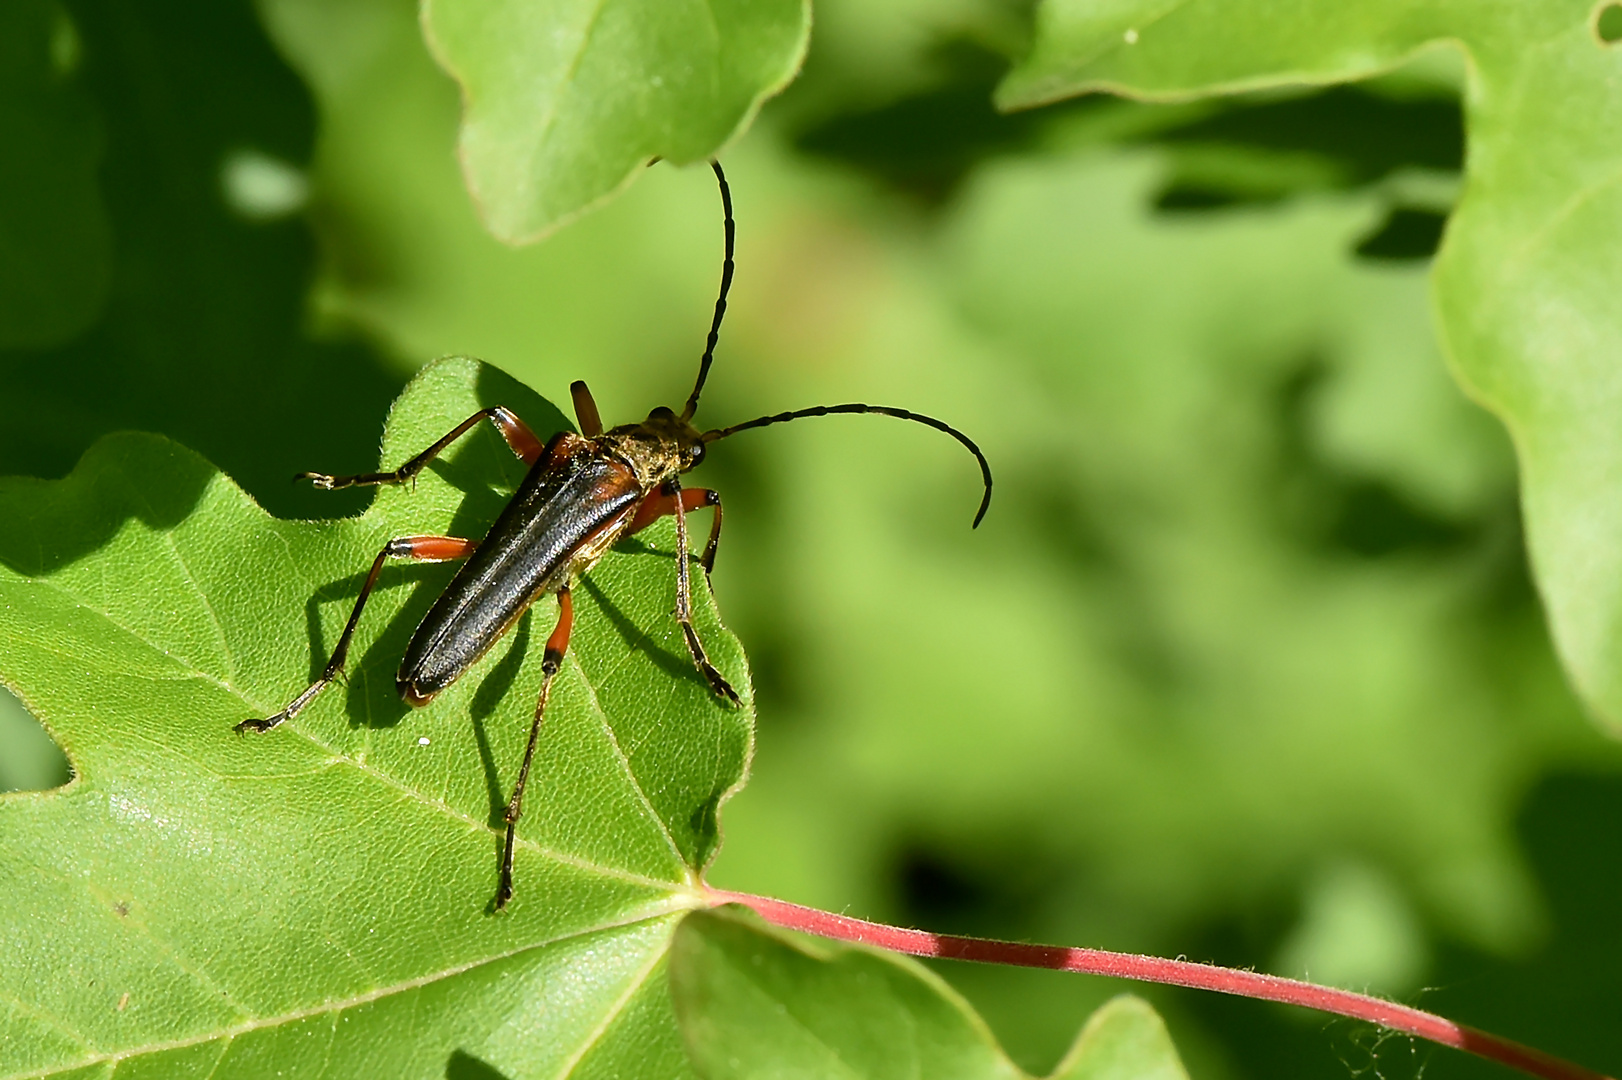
[
  {"left": 678, "top": 616, "right": 738, "bottom": 702},
  {"left": 234, "top": 712, "right": 287, "bottom": 734},
  {"left": 297, "top": 469, "right": 407, "bottom": 491},
  {"left": 237, "top": 675, "right": 328, "bottom": 733},
  {"left": 683, "top": 624, "right": 739, "bottom": 704},
  {"left": 496, "top": 814, "right": 520, "bottom": 910},
  {"left": 668, "top": 480, "right": 738, "bottom": 705}
]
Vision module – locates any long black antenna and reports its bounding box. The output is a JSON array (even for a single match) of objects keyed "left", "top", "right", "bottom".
[
  {"left": 681, "top": 160, "right": 735, "bottom": 422},
  {"left": 704, "top": 404, "right": 994, "bottom": 528}
]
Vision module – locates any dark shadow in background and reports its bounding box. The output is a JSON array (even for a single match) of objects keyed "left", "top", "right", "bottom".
[
  {"left": 1149, "top": 86, "right": 1462, "bottom": 209},
  {"left": 1355, "top": 207, "right": 1450, "bottom": 261},
  {"left": 0, "top": 0, "right": 408, "bottom": 522},
  {"left": 1417, "top": 773, "right": 1622, "bottom": 1080},
  {"left": 794, "top": 40, "right": 1461, "bottom": 262},
  {"left": 0, "top": 2, "right": 110, "bottom": 349},
  {"left": 794, "top": 42, "right": 1097, "bottom": 204},
  {"left": 892, "top": 838, "right": 1059, "bottom": 941},
  {"left": 1272, "top": 360, "right": 1493, "bottom": 562}
]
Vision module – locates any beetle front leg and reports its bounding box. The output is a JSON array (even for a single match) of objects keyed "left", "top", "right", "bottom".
[
  {"left": 299, "top": 407, "right": 544, "bottom": 490},
  {"left": 497, "top": 586, "right": 574, "bottom": 910},
  {"left": 667, "top": 480, "right": 739, "bottom": 704},
  {"left": 628, "top": 485, "right": 723, "bottom": 575},
  {"left": 236, "top": 535, "right": 477, "bottom": 733}
]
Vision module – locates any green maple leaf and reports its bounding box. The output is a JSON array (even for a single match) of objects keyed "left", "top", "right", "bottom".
[
  {"left": 421, "top": 0, "right": 810, "bottom": 243},
  {"left": 0, "top": 357, "right": 1189, "bottom": 1078},
  {"left": 1000, "top": 0, "right": 1622, "bottom": 735},
  {"left": 0, "top": 358, "right": 751, "bottom": 1077}
]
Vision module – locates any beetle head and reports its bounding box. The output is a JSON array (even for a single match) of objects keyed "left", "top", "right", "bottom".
[
  {"left": 600, "top": 405, "right": 708, "bottom": 487},
  {"left": 644, "top": 405, "right": 707, "bottom": 470}
]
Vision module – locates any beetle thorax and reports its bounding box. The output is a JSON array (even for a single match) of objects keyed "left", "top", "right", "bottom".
[{"left": 598, "top": 406, "right": 706, "bottom": 489}]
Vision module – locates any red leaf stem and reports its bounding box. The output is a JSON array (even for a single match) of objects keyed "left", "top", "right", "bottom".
[{"left": 706, "top": 888, "right": 1612, "bottom": 1080}]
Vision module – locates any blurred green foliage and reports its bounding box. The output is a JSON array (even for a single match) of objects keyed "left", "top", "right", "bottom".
[
  {"left": 0, "top": 0, "right": 405, "bottom": 524},
  {"left": 2, "top": 0, "right": 1620, "bottom": 1077},
  {"left": 1003, "top": 0, "right": 1622, "bottom": 752},
  {"left": 0, "top": 1, "right": 108, "bottom": 349}
]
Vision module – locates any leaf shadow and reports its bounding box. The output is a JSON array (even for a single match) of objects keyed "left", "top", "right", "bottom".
[
  {"left": 0, "top": 435, "right": 214, "bottom": 579},
  {"left": 445, "top": 1049, "right": 512, "bottom": 1080},
  {"left": 577, "top": 573, "right": 701, "bottom": 692},
  {"left": 470, "top": 609, "right": 531, "bottom": 829},
  {"left": 288, "top": 556, "right": 462, "bottom": 730},
  {"left": 613, "top": 535, "right": 677, "bottom": 562}
]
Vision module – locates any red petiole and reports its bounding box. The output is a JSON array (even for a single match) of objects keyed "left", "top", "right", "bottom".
[{"left": 706, "top": 887, "right": 1612, "bottom": 1080}]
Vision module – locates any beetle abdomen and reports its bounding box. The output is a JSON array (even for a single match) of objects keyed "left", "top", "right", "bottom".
[{"left": 397, "top": 433, "right": 642, "bottom": 705}]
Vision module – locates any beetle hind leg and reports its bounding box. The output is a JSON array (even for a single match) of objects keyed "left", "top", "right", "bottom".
[
  {"left": 236, "top": 535, "right": 476, "bottom": 733},
  {"left": 496, "top": 587, "right": 574, "bottom": 910}
]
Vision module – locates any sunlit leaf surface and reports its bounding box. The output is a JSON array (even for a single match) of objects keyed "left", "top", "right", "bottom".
[{"left": 0, "top": 359, "right": 751, "bottom": 1078}]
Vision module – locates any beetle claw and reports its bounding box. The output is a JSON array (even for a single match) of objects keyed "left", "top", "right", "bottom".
[
  {"left": 234, "top": 713, "right": 282, "bottom": 734},
  {"left": 705, "top": 668, "right": 740, "bottom": 705}
]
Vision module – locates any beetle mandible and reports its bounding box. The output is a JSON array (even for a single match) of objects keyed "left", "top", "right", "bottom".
[{"left": 237, "top": 161, "right": 993, "bottom": 909}]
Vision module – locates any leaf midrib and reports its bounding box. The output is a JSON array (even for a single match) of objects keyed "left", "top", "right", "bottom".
[{"left": 1, "top": 902, "right": 696, "bottom": 1080}]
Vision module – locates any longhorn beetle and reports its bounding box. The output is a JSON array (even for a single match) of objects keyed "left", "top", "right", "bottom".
[{"left": 238, "top": 161, "right": 992, "bottom": 909}]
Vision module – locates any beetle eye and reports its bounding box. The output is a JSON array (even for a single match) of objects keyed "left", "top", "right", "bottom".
[
  {"left": 648, "top": 405, "right": 675, "bottom": 421},
  {"left": 689, "top": 441, "right": 706, "bottom": 467}
]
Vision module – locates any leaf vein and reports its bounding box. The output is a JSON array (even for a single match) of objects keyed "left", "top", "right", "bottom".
[
  {"left": 2, "top": 905, "right": 692, "bottom": 1080},
  {"left": 0, "top": 990, "right": 90, "bottom": 1056},
  {"left": 533, "top": 0, "right": 610, "bottom": 162},
  {"left": 566, "top": 649, "right": 691, "bottom": 879},
  {"left": 108, "top": 462, "right": 236, "bottom": 684},
  {"left": 275, "top": 720, "right": 685, "bottom": 895},
  {"left": 553, "top": 932, "right": 671, "bottom": 1080},
  {"left": 195, "top": 1035, "right": 230, "bottom": 1080}
]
